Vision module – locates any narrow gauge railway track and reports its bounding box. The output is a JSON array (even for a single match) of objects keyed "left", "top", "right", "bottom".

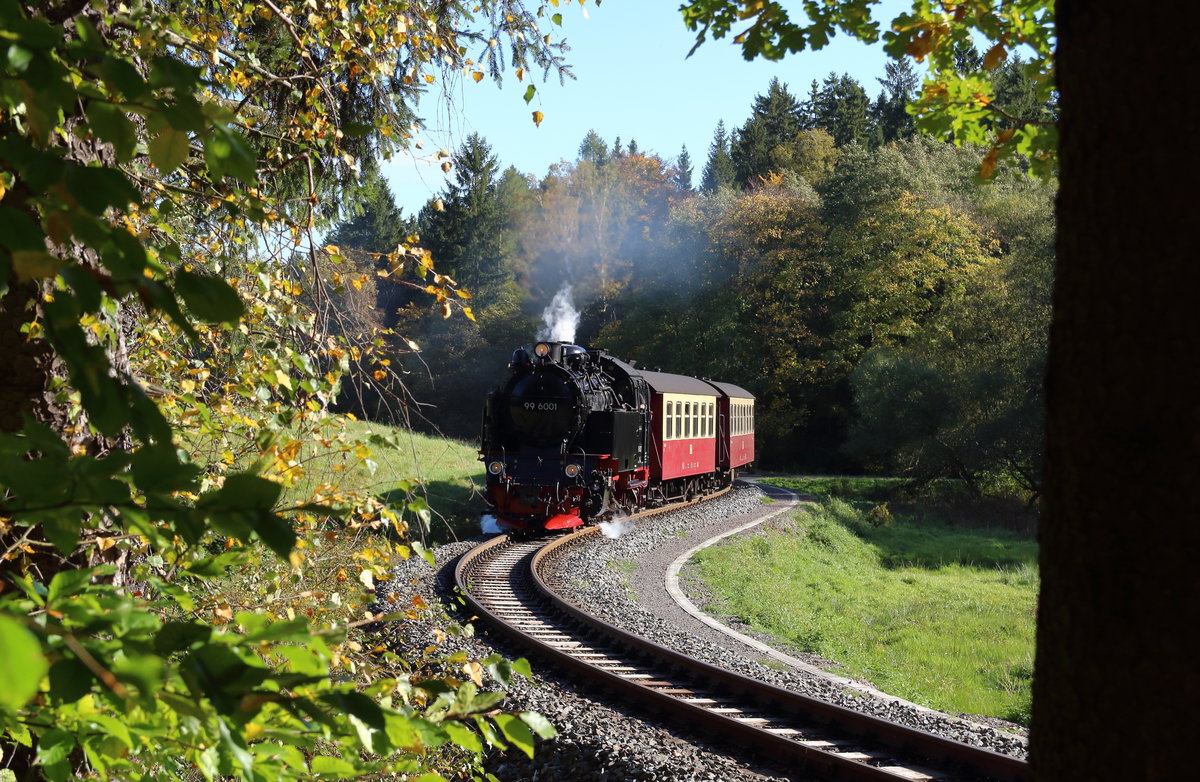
[{"left": 455, "top": 502, "right": 1030, "bottom": 782}]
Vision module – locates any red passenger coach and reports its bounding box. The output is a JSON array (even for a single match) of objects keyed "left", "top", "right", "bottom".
[
  {"left": 641, "top": 370, "right": 723, "bottom": 500},
  {"left": 707, "top": 381, "right": 755, "bottom": 472}
]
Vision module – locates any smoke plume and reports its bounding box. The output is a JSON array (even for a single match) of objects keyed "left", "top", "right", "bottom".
[
  {"left": 479, "top": 514, "right": 501, "bottom": 534},
  {"left": 537, "top": 284, "right": 580, "bottom": 343},
  {"left": 599, "top": 516, "right": 632, "bottom": 539}
]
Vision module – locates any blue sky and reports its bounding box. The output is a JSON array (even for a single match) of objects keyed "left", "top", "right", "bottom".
[{"left": 382, "top": 1, "right": 908, "bottom": 215}]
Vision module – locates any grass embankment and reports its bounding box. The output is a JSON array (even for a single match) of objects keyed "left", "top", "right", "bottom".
[
  {"left": 284, "top": 419, "right": 485, "bottom": 545},
  {"left": 694, "top": 478, "right": 1037, "bottom": 725}
]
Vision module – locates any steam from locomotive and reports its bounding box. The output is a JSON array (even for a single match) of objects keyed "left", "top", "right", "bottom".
[{"left": 480, "top": 341, "right": 756, "bottom": 532}]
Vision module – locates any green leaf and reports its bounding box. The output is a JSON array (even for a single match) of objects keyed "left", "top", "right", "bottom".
[
  {"left": 34, "top": 728, "right": 74, "bottom": 782},
  {"left": 441, "top": 720, "right": 482, "bottom": 754},
  {"left": 384, "top": 711, "right": 419, "bottom": 750},
  {"left": 100, "top": 56, "right": 149, "bottom": 100},
  {"left": 493, "top": 713, "right": 535, "bottom": 758},
  {"left": 217, "top": 716, "right": 254, "bottom": 775},
  {"left": 86, "top": 102, "right": 137, "bottom": 162},
  {"left": 0, "top": 615, "right": 47, "bottom": 711},
  {"left": 155, "top": 621, "right": 212, "bottom": 654},
  {"left": 64, "top": 165, "right": 141, "bottom": 214},
  {"left": 9, "top": 249, "right": 61, "bottom": 280},
  {"left": 310, "top": 755, "right": 359, "bottom": 778},
  {"left": 47, "top": 566, "right": 113, "bottom": 604},
  {"left": 204, "top": 126, "right": 257, "bottom": 184},
  {"left": 6, "top": 44, "right": 34, "bottom": 72},
  {"left": 175, "top": 270, "right": 245, "bottom": 323},
  {"left": 0, "top": 206, "right": 46, "bottom": 251},
  {"left": 523, "top": 84, "right": 536, "bottom": 104},
  {"left": 40, "top": 510, "right": 83, "bottom": 555},
  {"left": 518, "top": 711, "right": 557, "bottom": 739},
  {"left": 182, "top": 551, "right": 244, "bottom": 580},
  {"left": 149, "top": 126, "right": 190, "bottom": 174}
]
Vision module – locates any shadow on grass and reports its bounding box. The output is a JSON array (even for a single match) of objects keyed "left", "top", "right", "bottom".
[
  {"left": 379, "top": 477, "right": 484, "bottom": 546},
  {"left": 795, "top": 493, "right": 1039, "bottom": 573}
]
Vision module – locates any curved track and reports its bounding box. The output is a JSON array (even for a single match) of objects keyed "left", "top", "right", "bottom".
[{"left": 455, "top": 500, "right": 1030, "bottom": 782}]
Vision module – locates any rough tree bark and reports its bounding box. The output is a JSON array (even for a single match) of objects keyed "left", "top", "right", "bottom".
[{"left": 1032, "top": 2, "right": 1200, "bottom": 779}]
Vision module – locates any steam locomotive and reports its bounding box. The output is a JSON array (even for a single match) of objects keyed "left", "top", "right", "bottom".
[{"left": 480, "top": 341, "right": 755, "bottom": 531}]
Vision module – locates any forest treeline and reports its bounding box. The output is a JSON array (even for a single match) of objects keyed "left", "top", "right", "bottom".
[{"left": 328, "top": 59, "right": 1055, "bottom": 497}]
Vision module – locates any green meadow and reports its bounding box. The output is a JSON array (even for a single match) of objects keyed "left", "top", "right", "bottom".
[{"left": 694, "top": 481, "right": 1037, "bottom": 725}]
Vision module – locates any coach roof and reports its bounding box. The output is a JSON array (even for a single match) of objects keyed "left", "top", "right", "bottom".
[
  {"left": 638, "top": 370, "right": 719, "bottom": 396},
  {"left": 704, "top": 380, "right": 754, "bottom": 400}
]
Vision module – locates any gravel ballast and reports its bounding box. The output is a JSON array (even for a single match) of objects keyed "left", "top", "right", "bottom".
[{"left": 376, "top": 482, "right": 1027, "bottom": 780}]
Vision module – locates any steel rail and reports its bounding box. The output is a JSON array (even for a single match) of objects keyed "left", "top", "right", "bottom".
[{"left": 454, "top": 496, "right": 1029, "bottom": 782}]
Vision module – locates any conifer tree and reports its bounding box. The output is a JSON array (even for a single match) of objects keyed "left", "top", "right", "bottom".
[
  {"left": 674, "top": 144, "right": 694, "bottom": 191},
  {"left": 873, "top": 60, "right": 919, "bottom": 144},
  {"left": 700, "top": 120, "right": 737, "bottom": 191},
  {"left": 732, "top": 77, "right": 805, "bottom": 184},
  {"left": 578, "top": 129, "right": 610, "bottom": 165},
  {"left": 812, "top": 72, "right": 874, "bottom": 147}
]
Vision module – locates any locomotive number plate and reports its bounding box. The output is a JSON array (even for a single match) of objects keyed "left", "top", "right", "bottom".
[{"left": 524, "top": 402, "right": 559, "bottom": 411}]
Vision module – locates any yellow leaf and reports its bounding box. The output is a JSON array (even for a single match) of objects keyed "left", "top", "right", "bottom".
[
  {"left": 424, "top": 74, "right": 435, "bottom": 84},
  {"left": 455, "top": 289, "right": 472, "bottom": 299},
  {"left": 516, "top": 67, "right": 525, "bottom": 82},
  {"left": 532, "top": 110, "right": 544, "bottom": 127},
  {"left": 441, "top": 160, "right": 452, "bottom": 173},
  {"left": 440, "top": 301, "right": 452, "bottom": 318},
  {"left": 433, "top": 198, "right": 445, "bottom": 212},
  {"left": 463, "top": 306, "right": 475, "bottom": 322},
  {"left": 471, "top": 71, "right": 484, "bottom": 82}
]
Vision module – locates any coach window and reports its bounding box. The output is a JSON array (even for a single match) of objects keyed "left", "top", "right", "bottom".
[
  {"left": 709, "top": 403, "right": 714, "bottom": 437},
  {"left": 666, "top": 403, "right": 674, "bottom": 440}
]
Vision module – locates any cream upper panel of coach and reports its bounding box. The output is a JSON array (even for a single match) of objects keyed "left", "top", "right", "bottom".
[
  {"left": 660, "top": 392, "right": 717, "bottom": 441},
  {"left": 730, "top": 398, "right": 756, "bottom": 437}
]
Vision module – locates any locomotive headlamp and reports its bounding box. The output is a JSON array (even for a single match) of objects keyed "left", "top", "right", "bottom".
[
  {"left": 488, "top": 461, "right": 504, "bottom": 476},
  {"left": 534, "top": 342, "right": 551, "bottom": 358},
  {"left": 564, "top": 463, "right": 581, "bottom": 478}
]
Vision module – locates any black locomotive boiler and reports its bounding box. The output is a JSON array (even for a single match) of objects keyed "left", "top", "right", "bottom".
[{"left": 480, "top": 341, "right": 755, "bottom": 531}]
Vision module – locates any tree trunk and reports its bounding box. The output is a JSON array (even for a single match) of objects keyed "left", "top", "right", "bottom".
[{"left": 1032, "top": 3, "right": 1200, "bottom": 778}]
